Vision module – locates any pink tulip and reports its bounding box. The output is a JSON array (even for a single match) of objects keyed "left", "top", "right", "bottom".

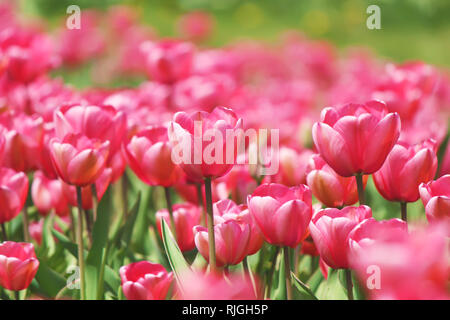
[
  {"left": 213, "top": 199, "right": 264, "bottom": 255},
  {"left": 177, "top": 11, "right": 214, "bottom": 42},
  {"left": 348, "top": 218, "right": 408, "bottom": 256},
  {"left": 247, "top": 183, "right": 312, "bottom": 248},
  {"left": 120, "top": 261, "right": 173, "bottom": 300},
  {"left": 216, "top": 164, "right": 257, "bottom": 205},
  {"left": 155, "top": 203, "right": 202, "bottom": 252},
  {"left": 306, "top": 154, "right": 368, "bottom": 207},
  {"left": 0, "top": 167, "right": 28, "bottom": 223},
  {"left": 168, "top": 106, "right": 243, "bottom": 181},
  {"left": 141, "top": 39, "right": 194, "bottom": 84},
  {"left": 312, "top": 100, "right": 401, "bottom": 177},
  {"left": 309, "top": 205, "right": 372, "bottom": 269},
  {"left": 31, "top": 171, "right": 69, "bottom": 217},
  {"left": 29, "top": 216, "right": 70, "bottom": 245},
  {"left": 419, "top": 175, "right": 450, "bottom": 222},
  {"left": 0, "top": 241, "right": 39, "bottom": 291},
  {"left": 49, "top": 133, "right": 109, "bottom": 187},
  {"left": 124, "top": 126, "right": 182, "bottom": 187},
  {"left": 373, "top": 140, "right": 437, "bottom": 202},
  {"left": 194, "top": 219, "right": 250, "bottom": 267},
  {"left": 350, "top": 222, "right": 449, "bottom": 299},
  {"left": 177, "top": 270, "right": 260, "bottom": 300},
  {"left": 54, "top": 104, "right": 127, "bottom": 157}
]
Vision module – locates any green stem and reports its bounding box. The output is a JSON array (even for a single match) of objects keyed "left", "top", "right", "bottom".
[
  {"left": 196, "top": 183, "right": 206, "bottom": 227},
  {"left": 204, "top": 177, "right": 217, "bottom": 273},
  {"left": 14, "top": 290, "right": 20, "bottom": 300},
  {"left": 345, "top": 269, "right": 354, "bottom": 300},
  {"left": 83, "top": 209, "right": 93, "bottom": 248},
  {"left": 164, "top": 187, "right": 177, "bottom": 239},
  {"left": 76, "top": 186, "right": 86, "bottom": 300},
  {"left": 400, "top": 202, "right": 407, "bottom": 223},
  {"left": 355, "top": 173, "right": 365, "bottom": 205},
  {"left": 22, "top": 202, "right": 31, "bottom": 242},
  {"left": 265, "top": 246, "right": 280, "bottom": 298},
  {"left": 1, "top": 223, "right": 7, "bottom": 242},
  {"left": 283, "top": 247, "right": 293, "bottom": 300}
]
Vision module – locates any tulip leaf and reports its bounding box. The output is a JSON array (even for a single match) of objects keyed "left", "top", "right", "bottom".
[
  {"left": 316, "top": 268, "right": 347, "bottom": 300},
  {"left": 161, "top": 219, "right": 191, "bottom": 292},
  {"left": 34, "top": 261, "right": 67, "bottom": 298},
  {"left": 291, "top": 272, "right": 318, "bottom": 300},
  {"left": 52, "top": 229, "right": 78, "bottom": 257},
  {"left": 273, "top": 249, "right": 286, "bottom": 300}
]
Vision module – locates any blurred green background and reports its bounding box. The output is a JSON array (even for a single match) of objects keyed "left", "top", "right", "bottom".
[{"left": 20, "top": 0, "right": 450, "bottom": 67}]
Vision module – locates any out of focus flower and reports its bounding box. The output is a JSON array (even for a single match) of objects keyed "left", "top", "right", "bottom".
[
  {"left": 419, "top": 175, "right": 450, "bottom": 223},
  {"left": 31, "top": 170, "right": 69, "bottom": 217},
  {"left": 0, "top": 167, "right": 28, "bottom": 223},
  {"left": 306, "top": 154, "right": 367, "bottom": 207},
  {"left": 168, "top": 106, "right": 243, "bottom": 181},
  {"left": 216, "top": 163, "right": 257, "bottom": 205},
  {"left": 248, "top": 183, "right": 312, "bottom": 248},
  {"left": 0, "top": 241, "right": 39, "bottom": 291},
  {"left": 141, "top": 39, "right": 194, "bottom": 84},
  {"left": 312, "top": 100, "right": 400, "bottom": 177},
  {"left": 350, "top": 222, "right": 449, "bottom": 299},
  {"left": 177, "top": 270, "right": 260, "bottom": 300},
  {"left": 124, "top": 126, "right": 182, "bottom": 187},
  {"left": 373, "top": 139, "right": 437, "bottom": 203},
  {"left": 29, "top": 216, "right": 70, "bottom": 245},
  {"left": 309, "top": 205, "right": 372, "bottom": 269},
  {"left": 156, "top": 203, "right": 202, "bottom": 252},
  {"left": 49, "top": 133, "right": 109, "bottom": 187},
  {"left": 177, "top": 11, "right": 214, "bottom": 42},
  {"left": 120, "top": 261, "right": 173, "bottom": 300}
]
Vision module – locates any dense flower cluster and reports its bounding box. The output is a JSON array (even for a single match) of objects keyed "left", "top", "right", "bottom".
[{"left": 0, "top": 2, "right": 448, "bottom": 300}]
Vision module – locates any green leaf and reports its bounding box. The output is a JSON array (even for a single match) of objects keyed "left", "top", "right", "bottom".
[
  {"left": 316, "top": 268, "right": 347, "bottom": 300},
  {"left": 273, "top": 249, "right": 286, "bottom": 300},
  {"left": 34, "top": 261, "right": 66, "bottom": 298},
  {"left": 160, "top": 219, "right": 191, "bottom": 292},
  {"left": 52, "top": 229, "right": 78, "bottom": 258},
  {"left": 291, "top": 272, "right": 318, "bottom": 300},
  {"left": 85, "top": 189, "right": 113, "bottom": 300}
]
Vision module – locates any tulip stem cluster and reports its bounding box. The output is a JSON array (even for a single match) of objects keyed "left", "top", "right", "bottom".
[
  {"left": 75, "top": 186, "right": 86, "bottom": 300},
  {"left": 204, "top": 177, "right": 217, "bottom": 273},
  {"left": 355, "top": 174, "right": 366, "bottom": 205}
]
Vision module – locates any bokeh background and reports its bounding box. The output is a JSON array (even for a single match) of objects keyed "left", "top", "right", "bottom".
[{"left": 18, "top": 0, "right": 450, "bottom": 89}]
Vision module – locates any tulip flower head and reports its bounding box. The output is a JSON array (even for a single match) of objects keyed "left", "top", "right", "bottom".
[
  {"left": 419, "top": 175, "right": 450, "bottom": 223},
  {"left": 312, "top": 100, "right": 401, "bottom": 177},
  {"left": 248, "top": 183, "right": 312, "bottom": 248},
  {"left": 0, "top": 167, "right": 28, "bottom": 223},
  {"left": 0, "top": 241, "right": 39, "bottom": 291},
  {"left": 120, "top": 261, "right": 173, "bottom": 300}
]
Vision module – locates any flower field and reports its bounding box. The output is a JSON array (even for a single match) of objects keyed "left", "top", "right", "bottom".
[{"left": 0, "top": 1, "right": 449, "bottom": 301}]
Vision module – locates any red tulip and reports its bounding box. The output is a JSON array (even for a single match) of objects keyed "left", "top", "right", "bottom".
[
  {"left": 141, "top": 39, "right": 194, "bottom": 84},
  {"left": 419, "top": 175, "right": 450, "bottom": 222},
  {"left": 168, "top": 106, "right": 243, "bottom": 181},
  {"left": 312, "top": 100, "right": 401, "bottom": 177},
  {"left": 194, "top": 219, "right": 250, "bottom": 267},
  {"left": 247, "top": 183, "right": 312, "bottom": 248},
  {"left": 155, "top": 203, "right": 202, "bottom": 252},
  {"left": 31, "top": 171, "right": 69, "bottom": 217},
  {"left": 120, "top": 261, "right": 173, "bottom": 300},
  {"left": 0, "top": 241, "right": 39, "bottom": 291},
  {"left": 54, "top": 104, "right": 127, "bottom": 157},
  {"left": 49, "top": 133, "right": 109, "bottom": 187},
  {"left": 124, "top": 126, "right": 181, "bottom": 187},
  {"left": 373, "top": 140, "right": 437, "bottom": 203},
  {"left": 0, "top": 167, "right": 28, "bottom": 223},
  {"left": 309, "top": 205, "right": 372, "bottom": 269},
  {"left": 177, "top": 270, "right": 260, "bottom": 300},
  {"left": 306, "top": 154, "right": 368, "bottom": 207},
  {"left": 213, "top": 199, "right": 264, "bottom": 255}
]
